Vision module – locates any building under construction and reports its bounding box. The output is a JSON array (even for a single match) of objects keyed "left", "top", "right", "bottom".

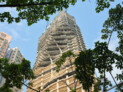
[{"left": 27, "top": 11, "right": 94, "bottom": 92}]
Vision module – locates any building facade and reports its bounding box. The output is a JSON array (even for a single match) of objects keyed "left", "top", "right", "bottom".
[
  {"left": 5, "top": 47, "right": 24, "bottom": 64},
  {"left": 0, "top": 32, "right": 11, "bottom": 58},
  {"left": 0, "top": 32, "right": 11, "bottom": 89},
  {"left": 27, "top": 11, "right": 93, "bottom": 92}
]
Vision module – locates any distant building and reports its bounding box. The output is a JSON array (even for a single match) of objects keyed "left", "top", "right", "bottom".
[
  {"left": 0, "top": 47, "right": 24, "bottom": 92},
  {"left": 5, "top": 47, "right": 24, "bottom": 64},
  {"left": 0, "top": 32, "right": 11, "bottom": 58},
  {"left": 0, "top": 32, "right": 11, "bottom": 88}
]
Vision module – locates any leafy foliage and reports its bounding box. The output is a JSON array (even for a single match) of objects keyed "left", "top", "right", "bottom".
[
  {"left": 0, "top": 58, "right": 34, "bottom": 89},
  {"left": 115, "top": 82, "right": 123, "bottom": 92},
  {"left": 74, "top": 41, "right": 122, "bottom": 91},
  {"left": 28, "top": 82, "right": 33, "bottom": 87},
  {"left": 93, "top": 75, "right": 112, "bottom": 92},
  {"left": 93, "top": 41, "right": 118, "bottom": 73},
  {"left": 93, "top": 78, "right": 101, "bottom": 92},
  {"left": 71, "top": 88, "right": 76, "bottom": 92},
  {"left": 96, "top": 0, "right": 114, "bottom": 13},
  {"left": 100, "top": 4, "right": 123, "bottom": 91},
  {"left": 74, "top": 49, "right": 95, "bottom": 91},
  {"left": 55, "top": 51, "right": 75, "bottom": 72},
  {"left": 0, "top": 85, "right": 13, "bottom": 92},
  {"left": 0, "top": 0, "right": 78, "bottom": 25},
  {"left": 45, "top": 89, "right": 50, "bottom": 92},
  {"left": 0, "top": 0, "right": 118, "bottom": 25},
  {"left": 55, "top": 41, "right": 122, "bottom": 91},
  {"left": 93, "top": 41, "right": 123, "bottom": 91},
  {"left": 101, "top": 4, "right": 123, "bottom": 55}
]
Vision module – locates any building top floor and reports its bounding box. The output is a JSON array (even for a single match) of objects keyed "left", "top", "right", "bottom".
[{"left": 0, "top": 32, "right": 11, "bottom": 43}]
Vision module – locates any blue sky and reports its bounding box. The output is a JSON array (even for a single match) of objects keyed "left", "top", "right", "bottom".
[{"left": 0, "top": 0, "right": 122, "bottom": 92}]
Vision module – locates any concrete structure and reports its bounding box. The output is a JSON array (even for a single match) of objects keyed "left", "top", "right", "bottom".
[
  {"left": 27, "top": 11, "right": 94, "bottom": 92},
  {"left": 33, "top": 11, "right": 86, "bottom": 69},
  {"left": 0, "top": 47, "right": 24, "bottom": 92},
  {"left": 0, "top": 32, "right": 11, "bottom": 58}
]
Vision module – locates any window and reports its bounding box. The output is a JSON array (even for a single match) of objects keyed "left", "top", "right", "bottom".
[
  {"left": 2, "top": 45, "right": 5, "bottom": 47},
  {"left": 4, "top": 42, "right": 7, "bottom": 44},
  {"left": 5, "top": 39, "right": 8, "bottom": 42},
  {"left": 1, "top": 48, "right": 4, "bottom": 50}
]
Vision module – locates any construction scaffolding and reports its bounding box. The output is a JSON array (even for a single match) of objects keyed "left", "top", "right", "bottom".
[
  {"left": 33, "top": 11, "right": 86, "bottom": 70},
  {"left": 27, "top": 11, "right": 90, "bottom": 92}
]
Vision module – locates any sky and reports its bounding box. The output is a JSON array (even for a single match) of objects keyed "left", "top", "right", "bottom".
[{"left": 0, "top": 0, "right": 122, "bottom": 92}]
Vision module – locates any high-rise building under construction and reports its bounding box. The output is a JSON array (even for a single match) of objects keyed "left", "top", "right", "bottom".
[{"left": 27, "top": 11, "right": 89, "bottom": 92}]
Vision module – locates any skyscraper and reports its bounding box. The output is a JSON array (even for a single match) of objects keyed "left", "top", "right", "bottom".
[
  {"left": 27, "top": 11, "right": 89, "bottom": 92},
  {"left": 0, "top": 32, "right": 11, "bottom": 58}
]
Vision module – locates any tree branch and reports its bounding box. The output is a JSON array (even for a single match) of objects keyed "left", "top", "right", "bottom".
[
  {"left": 103, "top": 68, "right": 106, "bottom": 92},
  {"left": 106, "top": 81, "right": 123, "bottom": 91},
  {"left": 106, "top": 32, "right": 122, "bottom": 91},
  {"left": 107, "top": 32, "right": 113, "bottom": 45},
  {"left": 22, "top": 82, "right": 39, "bottom": 92},
  {"left": 0, "top": 2, "right": 54, "bottom": 7},
  {"left": 75, "top": 79, "right": 78, "bottom": 90},
  {"left": 61, "top": 79, "right": 72, "bottom": 91},
  {"left": 74, "top": 78, "right": 76, "bottom": 90},
  {"left": 109, "top": 72, "right": 122, "bottom": 91}
]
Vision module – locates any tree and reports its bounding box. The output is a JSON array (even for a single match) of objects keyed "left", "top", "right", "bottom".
[
  {"left": 75, "top": 2, "right": 122, "bottom": 92},
  {"left": 74, "top": 50, "right": 95, "bottom": 92},
  {"left": 0, "top": 0, "right": 119, "bottom": 26},
  {"left": 0, "top": 0, "right": 78, "bottom": 25},
  {"left": 115, "top": 82, "right": 123, "bottom": 92},
  {"left": 0, "top": 85, "right": 13, "bottom": 92},
  {"left": 100, "top": 3, "right": 123, "bottom": 92},
  {"left": 74, "top": 3, "right": 123, "bottom": 92},
  {"left": 0, "top": 58, "right": 38, "bottom": 92}
]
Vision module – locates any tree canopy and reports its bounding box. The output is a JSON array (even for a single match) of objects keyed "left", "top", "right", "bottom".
[
  {"left": 0, "top": 0, "right": 118, "bottom": 25},
  {"left": 0, "top": 58, "right": 34, "bottom": 92},
  {"left": 74, "top": 50, "right": 95, "bottom": 91}
]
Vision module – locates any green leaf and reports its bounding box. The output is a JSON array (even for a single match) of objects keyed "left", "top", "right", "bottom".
[{"left": 74, "top": 49, "right": 95, "bottom": 91}]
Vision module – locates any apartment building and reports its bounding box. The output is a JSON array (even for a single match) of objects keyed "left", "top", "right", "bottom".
[
  {"left": 0, "top": 32, "right": 11, "bottom": 58},
  {"left": 5, "top": 47, "right": 24, "bottom": 64}
]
